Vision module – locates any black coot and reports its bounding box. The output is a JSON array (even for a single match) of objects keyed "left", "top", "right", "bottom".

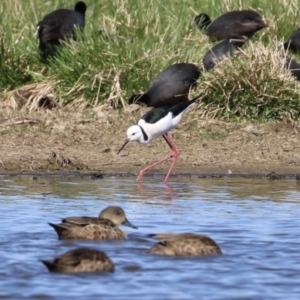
[
  {"left": 129, "top": 63, "right": 202, "bottom": 108},
  {"left": 36, "top": 1, "right": 87, "bottom": 60},
  {"left": 284, "top": 28, "right": 300, "bottom": 54},
  {"left": 203, "top": 39, "right": 244, "bottom": 71},
  {"left": 194, "top": 10, "right": 267, "bottom": 41},
  {"left": 285, "top": 57, "right": 300, "bottom": 81}
]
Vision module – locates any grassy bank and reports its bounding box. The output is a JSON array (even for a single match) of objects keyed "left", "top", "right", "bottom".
[{"left": 1, "top": 0, "right": 300, "bottom": 121}]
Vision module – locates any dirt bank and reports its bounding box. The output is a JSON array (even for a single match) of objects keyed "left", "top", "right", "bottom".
[{"left": 0, "top": 104, "right": 299, "bottom": 178}]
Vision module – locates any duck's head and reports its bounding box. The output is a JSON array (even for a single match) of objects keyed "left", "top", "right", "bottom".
[{"left": 99, "top": 206, "right": 137, "bottom": 228}]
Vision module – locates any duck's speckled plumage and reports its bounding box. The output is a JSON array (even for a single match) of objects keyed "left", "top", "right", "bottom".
[
  {"left": 49, "top": 206, "right": 137, "bottom": 240},
  {"left": 41, "top": 248, "right": 114, "bottom": 273},
  {"left": 147, "top": 233, "right": 222, "bottom": 256}
]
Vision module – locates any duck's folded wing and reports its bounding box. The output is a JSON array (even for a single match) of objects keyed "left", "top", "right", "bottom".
[
  {"left": 63, "top": 217, "right": 117, "bottom": 227},
  {"left": 62, "top": 216, "right": 98, "bottom": 225},
  {"left": 149, "top": 233, "right": 204, "bottom": 241}
]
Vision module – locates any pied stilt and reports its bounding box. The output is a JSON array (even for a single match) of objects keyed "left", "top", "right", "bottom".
[{"left": 118, "top": 93, "right": 202, "bottom": 184}]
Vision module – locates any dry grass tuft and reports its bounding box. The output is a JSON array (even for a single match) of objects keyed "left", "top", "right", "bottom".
[
  {"left": 193, "top": 41, "right": 300, "bottom": 121},
  {"left": 7, "top": 82, "right": 60, "bottom": 111},
  {"left": 67, "top": 97, "right": 91, "bottom": 112},
  {"left": 107, "top": 70, "right": 126, "bottom": 109}
]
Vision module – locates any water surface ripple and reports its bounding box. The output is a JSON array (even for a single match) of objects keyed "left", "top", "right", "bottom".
[{"left": 0, "top": 176, "right": 300, "bottom": 299}]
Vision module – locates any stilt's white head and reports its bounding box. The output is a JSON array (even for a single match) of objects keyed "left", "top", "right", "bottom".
[
  {"left": 126, "top": 125, "right": 144, "bottom": 143},
  {"left": 117, "top": 125, "right": 145, "bottom": 154}
]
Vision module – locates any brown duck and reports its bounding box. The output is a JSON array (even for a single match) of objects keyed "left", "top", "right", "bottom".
[
  {"left": 147, "top": 233, "right": 222, "bottom": 256},
  {"left": 41, "top": 247, "right": 114, "bottom": 273},
  {"left": 49, "top": 206, "right": 137, "bottom": 240}
]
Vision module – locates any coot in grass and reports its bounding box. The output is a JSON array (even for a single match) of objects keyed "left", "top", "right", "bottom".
[
  {"left": 129, "top": 63, "right": 202, "bottom": 107},
  {"left": 284, "top": 28, "right": 300, "bottom": 54},
  {"left": 36, "top": 1, "right": 87, "bottom": 60},
  {"left": 203, "top": 39, "right": 244, "bottom": 71},
  {"left": 284, "top": 57, "right": 300, "bottom": 81},
  {"left": 193, "top": 13, "right": 211, "bottom": 30},
  {"left": 194, "top": 10, "right": 267, "bottom": 41}
]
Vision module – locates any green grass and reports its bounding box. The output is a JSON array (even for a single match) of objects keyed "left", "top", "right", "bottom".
[
  {"left": 0, "top": 126, "right": 30, "bottom": 135},
  {"left": 201, "top": 131, "right": 229, "bottom": 141},
  {"left": 197, "top": 43, "right": 300, "bottom": 121},
  {"left": 1, "top": 0, "right": 300, "bottom": 121}
]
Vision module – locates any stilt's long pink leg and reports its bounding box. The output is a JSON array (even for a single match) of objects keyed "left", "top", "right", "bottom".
[
  {"left": 162, "top": 134, "right": 180, "bottom": 183},
  {"left": 136, "top": 134, "right": 180, "bottom": 184}
]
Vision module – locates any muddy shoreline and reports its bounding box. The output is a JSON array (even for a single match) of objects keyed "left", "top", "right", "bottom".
[
  {"left": 0, "top": 105, "right": 299, "bottom": 179},
  {"left": 0, "top": 171, "right": 299, "bottom": 181}
]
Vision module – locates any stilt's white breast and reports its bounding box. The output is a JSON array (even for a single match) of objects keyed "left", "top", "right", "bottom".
[{"left": 138, "top": 110, "right": 186, "bottom": 143}]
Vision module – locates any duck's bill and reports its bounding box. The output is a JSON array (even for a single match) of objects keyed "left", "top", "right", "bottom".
[
  {"left": 123, "top": 218, "right": 138, "bottom": 229},
  {"left": 117, "top": 139, "right": 129, "bottom": 154}
]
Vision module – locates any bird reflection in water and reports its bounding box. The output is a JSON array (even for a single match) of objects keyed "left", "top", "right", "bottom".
[{"left": 136, "top": 182, "right": 178, "bottom": 201}]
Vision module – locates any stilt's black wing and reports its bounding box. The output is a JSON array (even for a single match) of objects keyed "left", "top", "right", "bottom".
[{"left": 141, "top": 94, "right": 202, "bottom": 124}]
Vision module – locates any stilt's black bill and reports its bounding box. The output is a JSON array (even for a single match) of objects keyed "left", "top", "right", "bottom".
[
  {"left": 122, "top": 218, "right": 138, "bottom": 229},
  {"left": 118, "top": 139, "right": 129, "bottom": 154}
]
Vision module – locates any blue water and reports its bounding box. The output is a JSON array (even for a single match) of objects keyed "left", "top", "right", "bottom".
[{"left": 0, "top": 175, "right": 300, "bottom": 299}]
